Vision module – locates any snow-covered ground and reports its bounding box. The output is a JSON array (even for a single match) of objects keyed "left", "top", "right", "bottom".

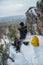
[
  {"left": 0, "top": 35, "right": 43, "bottom": 65},
  {"left": 21, "top": 35, "right": 43, "bottom": 65}
]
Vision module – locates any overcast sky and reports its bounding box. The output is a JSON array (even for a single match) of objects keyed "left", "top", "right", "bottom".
[{"left": 0, "top": 0, "right": 38, "bottom": 17}]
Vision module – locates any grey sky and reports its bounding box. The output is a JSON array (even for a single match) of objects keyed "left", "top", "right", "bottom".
[{"left": 0, "top": 0, "right": 38, "bottom": 17}]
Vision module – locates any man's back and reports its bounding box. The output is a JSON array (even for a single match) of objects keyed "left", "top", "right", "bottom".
[{"left": 18, "top": 26, "right": 27, "bottom": 39}]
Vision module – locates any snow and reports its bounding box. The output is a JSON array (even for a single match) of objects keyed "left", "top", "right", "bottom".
[
  {"left": 0, "top": 35, "right": 43, "bottom": 65},
  {"left": 21, "top": 35, "right": 43, "bottom": 65},
  {"left": 7, "top": 46, "right": 29, "bottom": 65}
]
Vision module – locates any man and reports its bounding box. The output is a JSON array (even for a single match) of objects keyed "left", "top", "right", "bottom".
[
  {"left": 18, "top": 22, "right": 27, "bottom": 39},
  {"left": 12, "top": 22, "right": 27, "bottom": 52}
]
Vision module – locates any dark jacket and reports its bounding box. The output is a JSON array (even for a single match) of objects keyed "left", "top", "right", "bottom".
[{"left": 18, "top": 26, "right": 27, "bottom": 39}]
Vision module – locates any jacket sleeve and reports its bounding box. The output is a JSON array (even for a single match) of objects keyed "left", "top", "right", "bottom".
[{"left": 24, "top": 28, "right": 27, "bottom": 34}]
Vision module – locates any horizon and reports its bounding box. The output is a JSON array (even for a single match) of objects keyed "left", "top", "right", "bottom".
[
  {"left": 0, "top": 0, "right": 38, "bottom": 18},
  {"left": 0, "top": 15, "right": 26, "bottom": 19},
  {"left": 0, "top": 15, "right": 26, "bottom": 23}
]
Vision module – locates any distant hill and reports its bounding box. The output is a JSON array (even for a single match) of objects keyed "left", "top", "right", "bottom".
[{"left": 0, "top": 15, "right": 26, "bottom": 23}]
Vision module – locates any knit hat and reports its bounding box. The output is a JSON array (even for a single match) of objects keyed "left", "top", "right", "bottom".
[{"left": 20, "top": 22, "right": 24, "bottom": 26}]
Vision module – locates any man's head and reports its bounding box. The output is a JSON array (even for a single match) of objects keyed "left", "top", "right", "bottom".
[{"left": 20, "top": 22, "right": 24, "bottom": 27}]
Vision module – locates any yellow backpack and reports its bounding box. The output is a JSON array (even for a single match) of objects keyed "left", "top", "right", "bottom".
[{"left": 30, "top": 36, "right": 39, "bottom": 46}]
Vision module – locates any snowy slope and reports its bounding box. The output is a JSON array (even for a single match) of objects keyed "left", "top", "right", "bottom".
[
  {"left": 21, "top": 35, "right": 43, "bottom": 65},
  {"left": 0, "top": 35, "right": 43, "bottom": 65},
  {"left": 7, "top": 46, "right": 29, "bottom": 65}
]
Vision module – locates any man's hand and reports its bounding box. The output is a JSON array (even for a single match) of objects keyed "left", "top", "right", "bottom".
[{"left": 17, "top": 24, "right": 21, "bottom": 29}]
